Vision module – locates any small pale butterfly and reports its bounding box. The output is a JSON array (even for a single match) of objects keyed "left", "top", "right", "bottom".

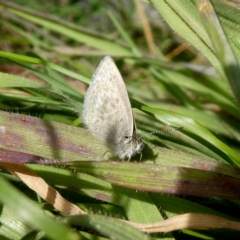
[{"left": 82, "top": 56, "right": 144, "bottom": 160}]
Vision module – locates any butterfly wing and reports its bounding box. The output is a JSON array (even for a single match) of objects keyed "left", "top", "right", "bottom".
[{"left": 82, "top": 56, "right": 135, "bottom": 158}]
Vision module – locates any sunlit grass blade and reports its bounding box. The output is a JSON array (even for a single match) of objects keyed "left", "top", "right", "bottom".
[
  {"left": 144, "top": 103, "right": 240, "bottom": 141},
  {"left": 150, "top": 0, "right": 225, "bottom": 77},
  {"left": 64, "top": 214, "right": 151, "bottom": 240},
  {"left": 112, "top": 185, "right": 165, "bottom": 225},
  {"left": 151, "top": 67, "right": 238, "bottom": 117},
  {"left": 0, "top": 51, "right": 90, "bottom": 84},
  {"left": 0, "top": 1, "right": 132, "bottom": 56},
  {"left": 198, "top": 0, "right": 240, "bottom": 109},
  {"left": 0, "top": 72, "right": 46, "bottom": 88},
  {"left": 0, "top": 205, "right": 31, "bottom": 239},
  {"left": 139, "top": 104, "right": 240, "bottom": 166},
  {"left": 0, "top": 175, "right": 80, "bottom": 240}
]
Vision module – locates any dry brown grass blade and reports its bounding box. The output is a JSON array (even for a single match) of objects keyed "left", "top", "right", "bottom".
[
  {"left": 0, "top": 162, "right": 86, "bottom": 215},
  {"left": 134, "top": 0, "right": 155, "bottom": 57},
  {"left": 125, "top": 213, "right": 240, "bottom": 233}
]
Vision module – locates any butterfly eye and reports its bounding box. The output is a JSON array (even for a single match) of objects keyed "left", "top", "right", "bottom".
[{"left": 123, "top": 136, "right": 133, "bottom": 145}]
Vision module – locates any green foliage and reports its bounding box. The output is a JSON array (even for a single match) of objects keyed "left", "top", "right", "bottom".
[{"left": 0, "top": 0, "right": 240, "bottom": 239}]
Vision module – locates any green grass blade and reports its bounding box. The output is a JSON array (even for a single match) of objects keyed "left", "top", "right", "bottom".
[
  {"left": 0, "top": 51, "right": 90, "bottom": 84},
  {"left": 0, "top": 72, "right": 45, "bottom": 88},
  {"left": 150, "top": 0, "right": 225, "bottom": 77},
  {"left": 139, "top": 104, "right": 240, "bottom": 166},
  {"left": 0, "top": 175, "right": 80, "bottom": 240},
  {"left": 0, "top": 1, "right": 132, "bottom": 56},
  {"left": 65, "top": 214, "right": 150, "bottom": 240},
  {"left": 198, "top": 0, "right": 240, "bottom": 109}
]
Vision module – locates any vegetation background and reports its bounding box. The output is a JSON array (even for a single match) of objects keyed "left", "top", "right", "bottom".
[{"left": 0, "top": 0, "right": 240, "bottom": 239}]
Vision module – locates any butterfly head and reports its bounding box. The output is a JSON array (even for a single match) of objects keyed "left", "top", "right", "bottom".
[{"left": 122, "top": 135, "right": 145, "bottom": 160}]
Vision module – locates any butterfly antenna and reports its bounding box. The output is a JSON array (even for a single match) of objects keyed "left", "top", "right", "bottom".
[{"left": 140, "top": 127, "right": 183, "bottom": 140}]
